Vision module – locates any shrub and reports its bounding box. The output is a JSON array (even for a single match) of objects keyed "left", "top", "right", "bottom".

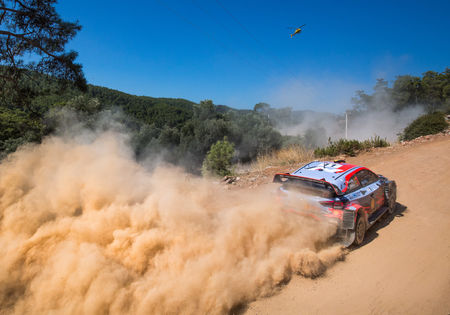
[
  {"left": 314, "top": 139, "right": 360, "bottom": 157},
  {"left": 202, "top": 137, "right": 235, "bottom": 177},
  {"left": 400, "top": 112, "right": 448, "bottom": 141},
  {"left": 361, "top": 135, "right": 389, "bottom": 149},
  {"left": 314, "top": 136, "right": 389, "bottom": 158}
]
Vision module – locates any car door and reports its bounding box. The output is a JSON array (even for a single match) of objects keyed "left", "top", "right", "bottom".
[
  {"left": 344, "top": 174, "right": 373, "bottom": 212},
  {"left": 356, "top": 169, "right": 384, "bottom": 213}
]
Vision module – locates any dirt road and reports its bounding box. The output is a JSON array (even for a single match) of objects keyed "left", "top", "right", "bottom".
[{"left": 246, "top": 136, "right": 450, "bottom": 314}]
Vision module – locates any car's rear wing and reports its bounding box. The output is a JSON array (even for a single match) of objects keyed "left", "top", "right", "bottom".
[{"left": 273, "top": 173, "right": 342, "bottom": 196}]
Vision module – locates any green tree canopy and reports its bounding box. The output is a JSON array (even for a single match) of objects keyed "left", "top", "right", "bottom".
[
  {"left": 351, "top": 69, "right": 450, "bottom": 114},
  {"left": 0, "top": 0, "right": 86, "bottom": 105},
  {"left": 253, "top": 102, "right": 270, "bottom": 112},
  {"left": 202, "top": 137, "right": 235, "bottom": 177}
]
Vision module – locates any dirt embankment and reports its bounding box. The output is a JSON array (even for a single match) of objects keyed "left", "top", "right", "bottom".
[{"left": 245, "top": 133, "right": 450, "bottom": 314}]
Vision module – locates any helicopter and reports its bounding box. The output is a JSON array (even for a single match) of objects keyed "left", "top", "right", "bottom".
[{"left": 288, "top": 24, "right": 306, "bottom": 38}]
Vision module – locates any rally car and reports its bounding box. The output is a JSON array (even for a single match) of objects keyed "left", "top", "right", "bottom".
[{"left": 273, "top": 160, "right": 397, "bottom": 246}]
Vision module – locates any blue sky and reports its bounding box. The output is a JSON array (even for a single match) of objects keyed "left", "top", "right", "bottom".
[{"left": 57, "top": 0, "right": 450, "bottom": 112}]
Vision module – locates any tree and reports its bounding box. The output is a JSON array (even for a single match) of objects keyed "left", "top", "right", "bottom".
[
  {"left": 232, "top": 112, "right": 282, "bottom": 161},
  {"left": 202, "top": 137, "right": 235, "bottom": 177},
  {"left": 369, "top": 78, "right": 393, "bottom": 111},
  {"left": 351, "top": 89, "right": 372, "bottom": 113},
  {"left": 0, "top": 0, "right": 86, "bottom": 105},
  {"left": 0, "top": 104, "right": 44, "bottom": 157},
  {"left": 351, "top": 79, "right": 393, "bottom": 112},
  {"left": 194, "top": 100, "right": 216, "bottom": 121},
  {"left": 421, "top": 70, "right": 445, "bottom": 112},
  {"left": 392, "top": 75, "right": 422, "bottom": 110},
  {"left": 253, "top": 102, "right": 270, "bottom": 112}
]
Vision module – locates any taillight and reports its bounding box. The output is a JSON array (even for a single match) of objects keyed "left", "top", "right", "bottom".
[
  {"left": 320, "top": 200, "right": 345, "bottom": 209},
  {"left": 330, "top": 209, "right": 343, "bottom": 218}
]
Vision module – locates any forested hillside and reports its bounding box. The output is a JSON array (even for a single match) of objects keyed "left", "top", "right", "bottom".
[
  {"left": 0, "top": 73, "right": 285, "bottom": 171},
  {"left": 1, "top": 67, "right": 449, "bottom": 172}
]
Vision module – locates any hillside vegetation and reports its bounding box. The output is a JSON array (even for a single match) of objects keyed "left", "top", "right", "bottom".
[
  {"left": 400, "top": 112, "right": 448, "bottom": 141},
  {"left": 0, "top": 73, "right": 286, "bottom": 170},
  {"left": 314, "top": 136, "right": 389, "bottom": 157},
  {"left": 1, "top": 68, "right": 449, "bottom": 173}
]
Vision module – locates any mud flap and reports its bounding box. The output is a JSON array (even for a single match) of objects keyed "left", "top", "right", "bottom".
[{"left": 340, "top": 230, "right": 355, "bottom": 247}]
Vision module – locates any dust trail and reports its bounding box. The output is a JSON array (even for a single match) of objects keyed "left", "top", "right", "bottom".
[
  {"left": 0, "top": 131, "right": 343, "bottom": 314},
  {"left": 275, "top": 107, "right": 424, "bottom": 144}
]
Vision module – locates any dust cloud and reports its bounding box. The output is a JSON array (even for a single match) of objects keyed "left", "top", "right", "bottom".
[
  {"left": 345, "top": 106, "right": 424, "bottom": 141},
  {"left": 277, "top": 106, "right": 424, "bottom": 143},
  {"left": 0, "top": 131, "right": 343, "bottom": 314},
  {"left": 267, "top": 76, "right": 424, "bottom": 143}
]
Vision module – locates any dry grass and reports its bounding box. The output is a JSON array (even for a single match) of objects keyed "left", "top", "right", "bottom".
[{"left": 250, "top": 145, "right": 314, "bottom": 173}]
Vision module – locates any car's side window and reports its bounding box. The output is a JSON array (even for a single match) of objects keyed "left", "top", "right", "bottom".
[
  {"left": 357, "top": 170, "right": 379, "bottom": 187},
  {"left": 348, "top": 175, "right": 361, "bottom": 191},
  {"left": 365, "top": 171, "right": 379, "bottom": 184},
  {"left": 356, "top": 170, "right": 369, "bottom": 186}
]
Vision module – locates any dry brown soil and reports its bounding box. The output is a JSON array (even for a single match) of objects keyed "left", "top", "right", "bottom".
[{"left": 242, "top": 135, "right": 450, "bottom": 314}]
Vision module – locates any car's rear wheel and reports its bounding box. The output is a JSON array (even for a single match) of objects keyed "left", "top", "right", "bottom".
[
  {"left": 340, "top": 214, "right": 366, "bottom": 247},
  {"left": 387, "top": 187, "right": 397, "bottom": 214},
  {"left": 340, "top": 230, "right": 355, "bottom": 247},
  {"left": 354, "top": 215, "right": 366, "bottom": 246}
]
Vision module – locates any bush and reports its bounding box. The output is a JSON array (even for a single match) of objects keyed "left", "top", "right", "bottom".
[
  {"left": 202, "top": 137, "right": 235, "bottom": 177},
  {"left": 400, "top": 112, "right": 448, "bottom": 141},
  {"left": 361, "top": 136, "right": 389, "bottom": 149},
  {"left": 314, "top": 136, "right": 389, "bottom": 158},
  {"left": 314, "top": 139, "right": 361, "bottom": 157}
]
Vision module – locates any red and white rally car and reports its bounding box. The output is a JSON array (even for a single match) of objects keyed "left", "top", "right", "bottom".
[{"left": 273, "top": 160, "right": 397, "bottom": 246}]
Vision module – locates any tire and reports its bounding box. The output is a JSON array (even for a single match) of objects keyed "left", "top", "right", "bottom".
[
  {"left": 340, "top": 230, "right": 355, "bottom": 248},
  {"left": 387, "top": 183, "right": 397, "bottom": 214},
  {"left": 353, "top": 215, "right": 366, "bottom": 246}
]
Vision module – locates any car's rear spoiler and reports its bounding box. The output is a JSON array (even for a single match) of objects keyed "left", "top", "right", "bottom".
[{"left": 273, "top": 173, "right": 342, "bottom": 195}]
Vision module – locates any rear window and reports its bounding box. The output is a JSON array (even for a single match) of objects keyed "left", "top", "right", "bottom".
[{"left": 279, "top": 177, "right": 336, "bottom": 198}]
